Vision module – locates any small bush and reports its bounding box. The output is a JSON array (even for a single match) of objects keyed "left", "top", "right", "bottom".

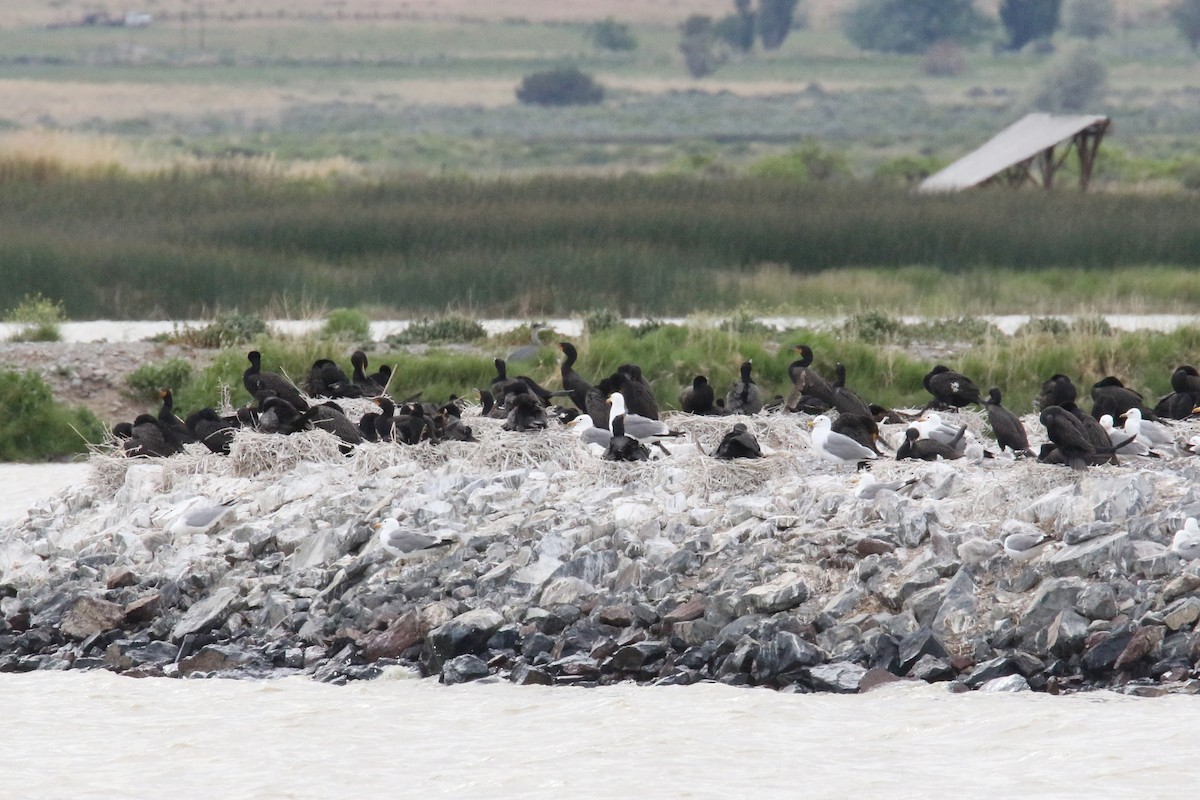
[
  {"left": 679, "top": 14, "right": 725, "bottom": 78},
  {"left": 585, "top": 308, "right": 628, "bottom": 334},
  {"left": 1032, "top": 46, "right": 1108, "bottom": 113},
  {"left": 322, "top": 308, "right": 372, "bottom": 342},
  {"left": 165, "top": 311, "right": 267, "bottom": 348},
  {"left": 389, "top": 315, "right": 486, "bottom": 345},
  {"left": 126, "top": 357, "right": 193, "bottom": 402},
  {"left": 748, "top": 142, "right": 850, "bottom": 182},
  {"left": 5, "top": 293, "right": 65, "bottom": 342},
  {"left": 0, "top": 370, "right": 105, "bottom": 461},
  {"left": 843, "top": 310, "right": 904, "bottom": 343},
  {"left": 1015, "top": 317, "right": 1071, "bottom": 337},
  {"left": 908, "top": 316, "right": 1002, "bottom": 343},
  {"left": 872, "top": 155, "right": 945, "bottom": 188},
  {"left": 719, "top": 308, "right": 774, "bottom": 336},
  {"left": 516, "top": 67, "right": 604, "bottom": 107},
  {"left": 632, "top": 318, "right": 666, "bottom": 338},
  {"left": 589, "top": 17, "right": 637, "bottom": 51}
]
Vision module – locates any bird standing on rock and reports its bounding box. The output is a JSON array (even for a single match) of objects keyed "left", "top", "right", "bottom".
[
  {"left": 725, "top": 360, "right": 763, "bottom": 415},
  {"left": 983, "top": 387, "right": 1032, "bottom": 456},
  {"left": 922, "top": 365, "right": 983, "bottom": 410},
  {"left": 809, "top": 414, "right": 877, "bottom": 468}
]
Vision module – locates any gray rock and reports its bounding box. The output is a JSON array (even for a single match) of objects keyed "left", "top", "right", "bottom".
[
  {"left": 737, "top": 573, "right": 809, "bottom": 615},
  {"left": 1048, "top": 531, "right": 1131, "bottom": 578},
  {"left": 423, "top": 608, "right": 504, "bottom": 672},
  {"left": 806, "top": 662, "right": 866, "bottom": 693},
  {"left": 1075, "top": 584, "right": 1118, "bottom": 621},
  {"left": 441, "top": 654, "right": 491, "bottom": 685},
  {"left": 907, "top": 654, "right": 955, "bottom": 682},
  {"left": 178, "top": 644, "right": 263, "bottom": 677},
  {"left": 963, "top": 656, "right": 1016, "bottom": 689},
  {"left": 538, "top": 577, "right": 596, "bottom": 608},
  {"left": 1081, "top": 625, "right": 1135, "bottom": 674},
  {"left": 978, "top": 674, "right": 1031, "bottom": 692},
  {"left": 607, "top": 641, "right": 668, "bottom": 672},
  {"left": 1043, "top": 608, "right": 1090, "bottom": 658},
  {"left": 510, "top": 662, "right": 553, "bottom": 686},
  {"left": 898, "top": 627, "right": 949, "bottom": 672},
  {"left": 170, "top": 587, "right": 242, "bottom": 643},
  {"left": 1021, "top": 577, "right": 1087, "bottom": 632}
]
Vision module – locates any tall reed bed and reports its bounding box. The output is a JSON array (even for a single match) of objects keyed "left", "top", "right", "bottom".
[{"left": 4, "top": 171, "right": 1200, "bottom": 317}]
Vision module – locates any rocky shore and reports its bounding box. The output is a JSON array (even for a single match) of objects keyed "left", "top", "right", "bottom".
[{"left": 3, "top": 408, "right": 1200, "bottom": 696}]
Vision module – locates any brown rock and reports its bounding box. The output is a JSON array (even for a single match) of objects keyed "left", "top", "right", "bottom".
[
  {"left": 859, "top": 667, "right": 902, "bottom": 692},
  {"left": 598, "top": 605, "right": 634, "bottom": 628},
  {"left": 1114, "top": 625, "right": 1165, "bottom": 671},
  {"left": 1163, "top": 574, "right": 1200, "bottom": 604},
  {"left": 124, "top": 593, "right": 161, "bottom": 625},
  {"left": 855, "top": 537, "right": 896, "bottom": 557},
  {"left": 662, "top": 596, "right": 705, "bottom": 624},
  {"left": 106, "top": 567, "right": 137, "bottom": 590},
  {"left": 360, "top": 611, "right": 425, "bottom": 662},
  {"left": 59, "top": 596, "right": 125, "bottom": 640}
]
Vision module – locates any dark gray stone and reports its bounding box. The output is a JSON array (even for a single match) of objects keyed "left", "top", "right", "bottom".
[
  {"left": 510, "top": 662, "right": 554, "bottom": 686},
  {"left": 806, "top": 662, "right": 866, "bottom": 693},
  {"left": 963, "top": 656, "right": 1016, "bottom": 689},
  {"left": 178, "top": 644, "right": 264, "bottom": 677},
  {"left": 1081, "top": 625, "right": 1135, "bottom": 674},
  {"left": 423, "top": 608, "right": 504, "bottom": 672},
  {"left": 441, "top": 654, "right": 491, "bottom": 685},
  {"left": 907, "top": 654, "right": 955, "bottom": 682},
  {"left": 607, "top": 641, "right": 668, "bottom": 672},
  {"left": 898, "top": 627, "right": 949, "bottom": 672},
  {"left": 1075, "top": 585, "right": 1118, "bottom": 621}
]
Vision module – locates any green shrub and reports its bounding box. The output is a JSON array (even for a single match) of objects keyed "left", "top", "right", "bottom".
[
  {"left": 322, "top": 307, "right": 372, "bottom": 342},
  {"left": 126, "top": 357, "right": 193, "bottom": 402},
  {"left": 748, "top": 142, "right": 850, "bottom": 182},
  {"left": 389, "top": 315, "right": 487, "bottom": 345},
  {"left": 516, "top": 67, "right": 604, "bottom": 107},
  {"left": 843, "top": 310, "right": 905, "bottom": 343},
  {"left": 165, "top": 311, "right": 267, "bottom": 348},
  {"left": 1015, "top": 317, "right": 1071, "bottom": 337},
  {"left": 719, "top": 308, "right": 774, "bottom": 336},
  {"left": 589, "top": 17, "right": 637, "bottom": 51},
  {"left": 0, "top": 370, "right": 105, "bottom": 461},
  {"left": 5, "top": 293, "right": 65, "bottom": 342},
  {"left": 584, "top": 308, "right": 628, "bottom": 334}
]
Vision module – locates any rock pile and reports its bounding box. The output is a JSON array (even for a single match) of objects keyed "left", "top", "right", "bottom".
[{"left": 3, "top": 410, "right": 1200, "bottom": 696}]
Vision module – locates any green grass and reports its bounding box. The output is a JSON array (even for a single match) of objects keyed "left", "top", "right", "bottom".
[{"left": 3, "top": 172, "right": 1200, "bottom": 318}]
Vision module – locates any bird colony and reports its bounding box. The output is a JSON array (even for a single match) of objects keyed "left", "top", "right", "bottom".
[{"left": 4, "top": 343, "right": 1200, "bottom": 695}]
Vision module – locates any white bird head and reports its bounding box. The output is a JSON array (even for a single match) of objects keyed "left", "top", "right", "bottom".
[
  {"left": 569, "top": 414, "right": 594, "bottom": 432},
  {"left": 606, "top": 391, "right": 628, "bottom": 417}
]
